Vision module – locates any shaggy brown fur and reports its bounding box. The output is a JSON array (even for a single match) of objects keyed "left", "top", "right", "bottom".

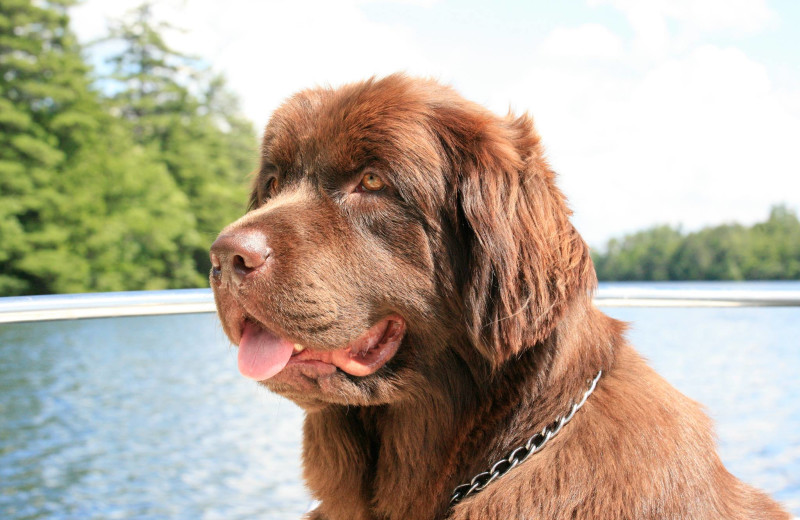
[{"left": 210, "top": 74, "right": 790, "bottom": 519}]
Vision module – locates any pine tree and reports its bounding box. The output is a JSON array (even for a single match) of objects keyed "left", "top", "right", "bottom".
[
  {"left": 102, "top": 2, "right": 255, "bottom": 275},
  {"left": 0, "top": 0, "right": 210, "bottom": 294},
  {"left": 0, "top": 0, "right": 94, "bottom": 294}
]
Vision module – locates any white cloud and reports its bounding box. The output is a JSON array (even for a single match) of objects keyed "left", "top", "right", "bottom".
[
  {"left": 360, "top": 0, "right": 441, "bottom": 6},
  {"left": 590, "top": 0, "right": 775, "bottom": 33},
  {"left": 188, "top": 0, "right": 437, "bottom": 130},
  {"left": 539, "top": 23, "right": 624, "bottom": 59},
  {"left": 588, "top": 0, "right": 776, "bottom": 57},
  {"left": 70, "top": 0, "right": 145, "bottom": 42},
  {"left": 501, "top": 44, "right": 800, "bottom": 245}
]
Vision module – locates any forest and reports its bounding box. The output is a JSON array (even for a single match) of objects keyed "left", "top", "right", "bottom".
[
  {"left": 1, "top": 0, "right": 255, "bottom": 296},
  {"left": 592, "top": 205, "right": 800, "bottom": 281},
  {"left": 1, "top": 1, "right": 798, "bottom": 296}
]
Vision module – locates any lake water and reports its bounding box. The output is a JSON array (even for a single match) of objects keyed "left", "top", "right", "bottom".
[{"left": 1, "top": 282, "right": 798, "bottom": 518}]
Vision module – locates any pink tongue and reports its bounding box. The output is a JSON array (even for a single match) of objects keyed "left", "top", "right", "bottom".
[{"left": 238, "top": 322, "right": 294, "bottom": 380}]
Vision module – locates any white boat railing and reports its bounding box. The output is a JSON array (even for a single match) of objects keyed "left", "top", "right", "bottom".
[
  {"left": 0, "top": 289, "right": 215, "bottom": 324},
  {"left": 0, "top": 287, "right": 799, "bottom": 324}
]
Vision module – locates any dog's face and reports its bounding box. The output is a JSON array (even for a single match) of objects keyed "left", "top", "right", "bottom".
[{"left": 210, "top": 75, "right": 593, "bottom": 409}]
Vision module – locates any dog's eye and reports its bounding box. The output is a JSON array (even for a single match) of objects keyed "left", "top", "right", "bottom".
[
  {"left": 358, "top": 172, "right": 386, "bottom": 192},
  {"left": 265, "top": 177, "right": 279, "bottom": 197}
]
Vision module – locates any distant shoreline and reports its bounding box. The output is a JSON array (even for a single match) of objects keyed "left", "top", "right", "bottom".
[{"left": 592, "top": 205, "right": 800, "bottom": 282}]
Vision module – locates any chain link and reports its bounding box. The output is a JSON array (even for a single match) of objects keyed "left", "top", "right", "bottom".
[{"left": 449, "top": 370, "right": 602, "bottom": 506}]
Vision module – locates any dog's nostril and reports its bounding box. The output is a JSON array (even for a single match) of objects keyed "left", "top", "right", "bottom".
[
  {"left": 231, "top": 249, "right": 271, "bottom": 283},
  {"left": 232, "top": 254, "right": 252, "bottom": 275},
  {"left": 234, "top": 248, "right": 271, "bottom": 270}
]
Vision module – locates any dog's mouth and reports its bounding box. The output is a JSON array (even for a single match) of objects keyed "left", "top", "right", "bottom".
[{"left": 236, "top": 314, "right": 406, "bottom": 380}]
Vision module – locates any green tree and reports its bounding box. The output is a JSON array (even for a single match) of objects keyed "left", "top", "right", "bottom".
[
  {"left": 102, "top": 2, "right": 255, "bottom": 275},
  {"left": 0, "top": 0, "right": 100, "bottom": 294},
  {"left": 744, "top": 205, "right": 800, "bottom": 279},
  {"left": 594, "top": 205, "right": 800, "bottom": 281},
  {"left": 669, "top": 225, "right": 747, "bottom": 280},
  {"left": 593, "top": 225, "right": 682, "bottom": 281},
  {"left": 0, "top": 0, "right": 209, "bottom": 295}
]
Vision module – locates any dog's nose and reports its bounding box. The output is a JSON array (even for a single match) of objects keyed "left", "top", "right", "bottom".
[{"left": 210, "top": 230, "right": 272, "bottom": 286}]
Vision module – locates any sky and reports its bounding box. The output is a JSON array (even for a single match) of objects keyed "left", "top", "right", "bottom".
[{"left": 69, "top": 0, "right": 800, "bottom": 247}]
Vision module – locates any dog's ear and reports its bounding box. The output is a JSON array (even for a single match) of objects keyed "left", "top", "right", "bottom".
[{"left": 435, "top": 105, "right": 595, "bottom": 367}]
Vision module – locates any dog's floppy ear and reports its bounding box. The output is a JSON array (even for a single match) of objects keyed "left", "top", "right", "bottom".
[{"left": 436, "top": 105, "right": 595, "bottom": 367}]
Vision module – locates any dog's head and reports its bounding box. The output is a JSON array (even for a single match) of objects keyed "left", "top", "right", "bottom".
[{"left": 210, "top": 75, "right": 594, "bottom": 408}]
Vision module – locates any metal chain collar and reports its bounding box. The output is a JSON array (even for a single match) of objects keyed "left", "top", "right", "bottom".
[{"left": 449, "top": 370, "right": 603, "bottom": 506}]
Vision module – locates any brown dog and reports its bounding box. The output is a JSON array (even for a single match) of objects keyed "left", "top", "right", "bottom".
[{"left": 210, "top": 75, "right": 790, "bottom": 519}]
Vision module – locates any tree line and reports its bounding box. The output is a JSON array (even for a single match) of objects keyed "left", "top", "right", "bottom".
[
  {"left": 592, "top": 205, "right": 800, "bottom": 281},
  {"left": 1, "top": 0, "right": 255, "bottom": 296}
]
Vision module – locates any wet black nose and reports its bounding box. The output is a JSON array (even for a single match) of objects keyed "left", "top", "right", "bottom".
[{"left": 209, "top": 230, "right": 272, "bottom": 286}]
